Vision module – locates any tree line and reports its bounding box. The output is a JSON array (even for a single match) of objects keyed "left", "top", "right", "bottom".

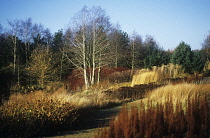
[{"left": 0, "top": 6, "right": 209, "bottom": 94}]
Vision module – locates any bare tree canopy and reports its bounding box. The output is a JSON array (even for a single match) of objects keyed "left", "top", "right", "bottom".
[{"left": 63, "top": 6, "right": 112, "bottom": 89}]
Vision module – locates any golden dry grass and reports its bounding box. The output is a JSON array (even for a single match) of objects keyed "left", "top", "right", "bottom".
[
  {"left": 143, "top": 83, "right": 210, "bottom": 108},
  {"left": 131, "top": 64, "right": 189, "bottom": 86},
  {"left": 7, "top": 90, "right": 109, "bottom": 109},
  {"left": 155, "top": 63, "right": 186, "bottom": 78},
  {"left": 131, "top": 71, "right": 159, "bottom": 86}
]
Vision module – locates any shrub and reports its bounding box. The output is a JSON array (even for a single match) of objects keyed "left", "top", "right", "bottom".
[
  {"left": 0, "top": 91, "right": 78, "bottom": 137},
  {"left": 65, "top": 67, "right": 131, "bottom": 91}
]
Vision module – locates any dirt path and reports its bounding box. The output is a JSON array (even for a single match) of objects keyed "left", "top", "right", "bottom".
[
  {"left": 47, "top": 101, "right": 141, "bottom": 138},
  {"left": 48, "top": 104, "right": 124, "bottom": 138}
]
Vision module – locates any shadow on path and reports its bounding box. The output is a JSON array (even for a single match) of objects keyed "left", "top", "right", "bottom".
[{"left": 50, "top": 105, "right": 122, "bottom": 137}]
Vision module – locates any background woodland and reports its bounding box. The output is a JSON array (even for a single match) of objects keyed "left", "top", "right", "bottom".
[{"left": 0, "top": 6, "right": 209, "bottom": 97}]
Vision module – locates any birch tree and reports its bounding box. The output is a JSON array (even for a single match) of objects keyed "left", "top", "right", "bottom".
[
  {"left": 89, "top": 6, "right": 111, "bottom": 85},
  {"left": 63, "top": 6, "right": 112, "bottom": 89},
  {"left": 7, "top": 19, "right": 21, "bottom": 75},
  {"left": 19, "top": 18, "right": 33, "bottom": 64},
  {"left": 19, "top": 18, "right": 45, "bottom": 64}
]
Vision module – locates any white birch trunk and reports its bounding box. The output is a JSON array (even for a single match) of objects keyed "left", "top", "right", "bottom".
[
  {"left": 13, "top": 36, "right": 17, "bottom": 75},
  {"left": 97, "top": 51, "right": 102, "bottom": 84},
  {"left": 91, "top": 25, "right": 96, "bottom": 85},
  {"left": 82, "top": 13, "right": 89, "bottom": 89}
]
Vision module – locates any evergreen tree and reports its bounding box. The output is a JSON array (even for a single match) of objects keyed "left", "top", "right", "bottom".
[
  {"left": 192, "top": 50, "right": 204, "bottom": 73},
  {"left": 52, "top": 29, "right": 63, "bottom": 51},
  {"left": 171, "top": 41, "right": 193, "bottom": 73},
  {"left": 143, "top": 36, "right": 167, "bottom": 68},
  {"left": 52, "top": 29, "right": 70, "bottom": 80}
]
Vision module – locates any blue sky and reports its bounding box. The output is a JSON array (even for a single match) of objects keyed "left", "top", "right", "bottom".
[{"left": 0, "top": 0, "right": 209, "bottom": 50}]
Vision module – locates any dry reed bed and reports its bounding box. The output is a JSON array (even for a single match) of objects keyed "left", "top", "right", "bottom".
[{"left": 96, "top": 95, "right": 210, "bottom": 138}]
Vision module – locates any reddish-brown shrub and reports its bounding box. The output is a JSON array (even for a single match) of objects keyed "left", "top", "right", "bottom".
[
  {"left": 65, "top": 67, "right": 130, "bottom": 91},
  {"left": 65, "top": 69, "right": 84, "bottom": 91}
]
